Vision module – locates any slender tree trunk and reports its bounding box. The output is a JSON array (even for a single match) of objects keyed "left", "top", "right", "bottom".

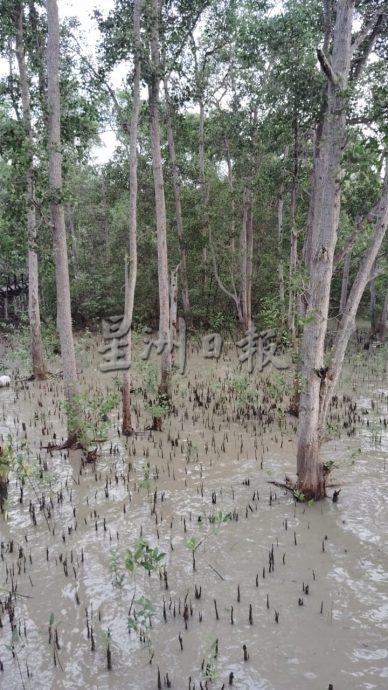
[
  {"left": 240, "top": 188, "right": 248, "bottom": 329},
  {"left": 163, "top": 75, "right": 190, "bottom": 318},
  {"left": 66, "top": 206, "right": 78, "bottom": 273},
  {"left": 320, "top": 158, "right": 388, "bottom": 426},
  {"left": 339, "top": 248, "right": 351, "bottom": 316},
  {"left": 278, "top": 184, "right": 285, "bottom": 319},
  {"left": 199, "top": 97, "right": 208, "bottom": 279},
  {"left": 46, "top": 0, "right": 78, "bottom": 441},
  {"left": 225, "top": 138, "right": 236, "bottom": 252},
  {"left": 377, "top": 290, "right": 388, "bottom": 341},
  {"left": 149, "top": 0, "right": 171, "bottom": 405},
  {"left": 287, "top": 134, "right": 299, "bottom": 338},
  {"left": 170, "top": 265, "right": 179, "bottom": 365},
  {"left": 122, "top": 0, "right": 142, "bottom": 436},
  {"left": 240, "top": 188, "right": 253, "bottom": 331},
  {"left": 28, "top": 0, "right": 46, "bottom": 112},
  {"left": 246, "top": 193, "right": 253, "bottom": 329},
  {"left": 0, "top": 447, "right": 8, "bottom": 508},
  {"left": 15, "top": 3, "right": 46, "bottom": 380},
  {"left": 297, "top": 0, "right": 354, "bottom": 499},
  {"left": 369, "top": 261, "right": 377, "bottom": 336}
]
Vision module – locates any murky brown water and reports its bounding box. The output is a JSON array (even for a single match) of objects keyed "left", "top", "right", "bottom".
[{"left": 0, "top": 334, "right": 387, "bottom": 690}]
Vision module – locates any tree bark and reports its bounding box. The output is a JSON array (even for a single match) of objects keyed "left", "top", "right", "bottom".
[
  {"left": 46, "top": 0, "right": 78, "bottom": 439},
  {"left": 15, "top": 2, "right": 46, "bottom": 381},
  {"left": 320, "top": 156, "right": 388, "bottom": 426},
  {"left": 278, "top": 184, "right": 285, "bottom": 319},
  {"left": 339, "top": 247, "right": 351, "bottom": 316},
  {"left": 246, "top": 192, "right": 253, "bottom": 330},
  {"left": 297, "top": 0, "right": 355, "bottom": 499},
  {"left": 170, "top": 264, "right": 179, "bottom": 366},
  {"left": 287, "top": 128, "right": 299, "bottom": 338},
  {"left": 122, "top": 0, "right": 142, "bottom": 436},
  {"left": 369, "top": 260, "right": 377, "bottom": 335},
  {"left": 199, "top": 96, "right": 208, "bottom": 283},
  {"left": 149, "top": 0, "right": 171, "bottom": 401},
  {"left": 240, "top": 188, "right": 253, "bottom": 331},
  {"left": 163, "top": 75, "right": 190, "bottom": 319}
]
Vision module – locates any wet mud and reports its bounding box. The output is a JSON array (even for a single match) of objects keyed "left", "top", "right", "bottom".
[{"left": 0, "top": 333, "right": 387, "bottom": 690}]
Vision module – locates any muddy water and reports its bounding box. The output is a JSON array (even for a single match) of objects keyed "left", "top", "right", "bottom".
[{"left": 0, "top": 336, "right": 387, "bottom": 690}]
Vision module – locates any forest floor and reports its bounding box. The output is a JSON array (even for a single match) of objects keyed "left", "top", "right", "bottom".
[{"left": 0, "top": 327, "right": 387, "bottom": 690}]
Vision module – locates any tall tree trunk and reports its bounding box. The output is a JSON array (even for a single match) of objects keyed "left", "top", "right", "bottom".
[
  {"left": 225, "top": 138, "right": 236, "bottom": 251},
  {"left": 149, "top": 0, "right": 171, "bottom": 405},
  {"left": 163, "top": 75, "right": 190, "bottom": 318},
  {"left": 66, "top": 206, "right": 78, "bottom": 273},
  {"left": 278, "top": 183, "right": 285, "bottom": 319},
  {"left": 240, "top": 188, "right": 253, "bottom": 331},
  {"left": 28, "top": 0, "right": 46, "bottom": 112},
  {"left": 246, "top": 193, "right": 253, "bottom": 330},
  {"left": 122, "top": 0, "right": 142, "bottom": 436},
  {"left": 297, "top": 0, "right": 354, "bottom": 499},
  {"left": 369, "top": 261, "right": 377, "bottom": 336},
  {"left": 170, "top": 265, "right": 179, "bottom": 365},
  {"left": 287, "top": 130, "right": 299, "bottom": 338},
  {"left": 46, "top": 0, "right": 78, "bottom": 440},
  {"left": 339, "top": 248, "right": 351, "bottom": 316},
  {"left": 320, "top": 158, "right": 388, "bottom": 425},
  {"left": 15, "top": 3, "right": 46, "bottom": 380},
  {"left": 198, "top": 96, "right": 209, "bottom": 286},
  {"left": 240, "top": 188, "right": 248, "bottom": 330}
]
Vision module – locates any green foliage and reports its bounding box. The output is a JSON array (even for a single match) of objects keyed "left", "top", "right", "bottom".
[
  {"left": 5, "top": 317, "right": 60, "bottom": 366},
  {"left": 110, "top": 550, "right": 125, "bottom": 588},
  {"left": 124, "top": 539, "right": 165, "bottom": 574},
  {"left": 185, "top": 536, "right": 201, "bottom": 553},
  {"left": 64, "top": 385, "right": 120, "bottom": 448},
  {"left": 208, "top": 311, "right": 235, "bottom": 332},
  {"left": 0, "top": 444, "right": 13, "bottom": 479},
  {"left": 208, "top": 510, "right": 232, "bottom": 524},
  {"left": 224, "top": 374, "right": 258, "bottom": 410},
  {"left": 144, "top": 390, "right": 171, "bottom": 423},
  {"left": 264, "top": 372, "right": 289, "bottom": 404},
  {"left": 127, "top": 596, "right": 154, "bottom": 637}
]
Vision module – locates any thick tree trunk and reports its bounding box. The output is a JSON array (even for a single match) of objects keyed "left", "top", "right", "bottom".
[
  {"left": 46, "top": 0, "right": 78, "bottom": 439},
  {"left": 297, "top": 0, "right": 354, "bottom": 499},
  {"left": 122, "top": 0, "right": 142, "bottom": 436},
  {"left": 15, "top": 3, "right": 46, "bottom": 381},
  {"left": 149, "top": 0, "right": 171, "bottom": 402},
  {"left": 163, "top": 76, "right": 190, "bottom": 319}
]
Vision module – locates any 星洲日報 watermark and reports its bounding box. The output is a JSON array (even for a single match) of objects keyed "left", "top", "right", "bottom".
[{"left": 98, "top": 317, "right": 288, "bottom": 374}]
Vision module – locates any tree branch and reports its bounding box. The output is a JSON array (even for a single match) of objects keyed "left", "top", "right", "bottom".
[
  {"left": 316, "top": 48, "right": 337, "bottom": 84},
  {"left": 334, "top": 151, "right": 388, "bottom": 268},
  {"left": 69, "top": 34, "right": 129, "bottom": 136},
  {"left": 209, "top": 230, "right": 240, "bottom": 309},
  {"left": 351, "top": 7, "right": 386, "bottom": 54},
  {"left": 351, "top": 10, "right": 385, "bottom": 82}
]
